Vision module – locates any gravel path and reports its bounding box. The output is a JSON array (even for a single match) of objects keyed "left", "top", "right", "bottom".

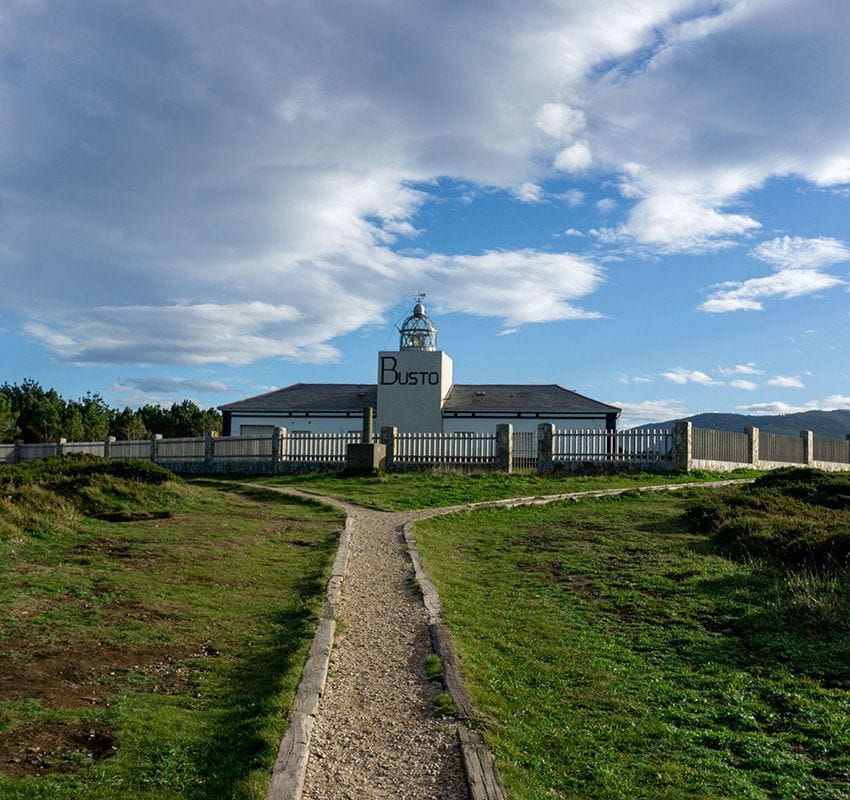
[{"left": 298, "top": 499, "right": 469, "bottom": 800}]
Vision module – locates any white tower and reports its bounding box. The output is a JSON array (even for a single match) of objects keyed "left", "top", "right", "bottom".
[{"left": 376, "top": 299, "right": 453, "bottom": 432}]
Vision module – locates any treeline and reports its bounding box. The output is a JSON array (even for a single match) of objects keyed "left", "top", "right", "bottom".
[{"left": 0, "top": 380, "right": 222, "bottom": 443}]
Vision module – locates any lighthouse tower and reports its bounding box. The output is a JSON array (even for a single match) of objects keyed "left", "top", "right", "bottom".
[{"left": 376, "top": 300, "right": 453, "bottom": 432}]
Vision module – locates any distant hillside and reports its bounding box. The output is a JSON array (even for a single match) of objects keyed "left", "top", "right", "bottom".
[{"left": 633, "top": 409, "right": 850, "bottom": 439}]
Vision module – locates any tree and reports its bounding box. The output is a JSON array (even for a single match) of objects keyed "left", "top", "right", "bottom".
[
  {"left": 137, "top": 400, "right": 221, "bottom": 438},
  {"left": 2, "top": 380, "right": 65, "bottom": 443},
  {"left": 75, "top": 393, "right": 111, "bottom": 441},
  {"left": 109, "top": 407, "right": 149, "bottom": 441},
  {"left": 0, "top": 394, "right": 19, "bottom": 442}
]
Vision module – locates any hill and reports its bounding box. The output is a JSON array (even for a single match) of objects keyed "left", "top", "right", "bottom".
[{"left": 633, "top": 409, "right": 850, "bottom": 438}]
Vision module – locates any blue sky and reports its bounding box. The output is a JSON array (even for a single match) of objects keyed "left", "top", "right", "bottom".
[{"left": 2, "top": 0, "right": 850, "bottom": 427}]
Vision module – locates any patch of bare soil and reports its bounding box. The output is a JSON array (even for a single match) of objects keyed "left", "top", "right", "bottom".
[
  {"left": 0, "top": 721, "right": 116, "bottom": 777},
  {"left": 92, "top": 511, "right": 173, "bottom": 523},
  {"left": 517, "top": 560, "right": 570, "bottom": 584},
  {"left": 70, "top": 537, "right": 174, "bottom": 566},
  {"left": 0, "top": 635, "right": 196, "bottom": 709}
]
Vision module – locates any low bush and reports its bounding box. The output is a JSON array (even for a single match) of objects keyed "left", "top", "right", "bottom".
[
  {"left": 685, "top": 468, "right": 850, "bottom": 570},
  {"left": 0, "top": 457, "right": 179, "bottom": 535}
]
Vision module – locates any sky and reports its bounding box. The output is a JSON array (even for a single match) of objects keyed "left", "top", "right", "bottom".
[{"left": 2, "top": 0, "right": 850, "bottom": 428}]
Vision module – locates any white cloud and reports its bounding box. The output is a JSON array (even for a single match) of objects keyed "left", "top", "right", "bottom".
[
  {"left": 514, "top": 182, "right": 545, "bottom": 204},
  {"left": 420, "top": 249, "right": 605, "bottom": 326},
  {"left": 575, "top": 1, "right": 850, "bottom": 251},
  {"left": 596, "top": 198, "right": 617, "bottom": 214},
  {"left": 24, "top": 249, "right": 605, "bottom": 364},
  {"left": 618, "top": 374, "right": 654, "bottom": 385},
  {"left": 535, "top": 103, "right": 586, "bottom": 142},
  {"left": 699, "top": 269, "right": 844, "bottom": 313},
  {"left": 620, "top": 190, "right": 759, "bottom": 251},
  {"left": 554, "top": 141, "right": 592, "bottom": 173},
  {"left": 559, "top": 189, "right": 586, "bottom": 207},
  {"left": 752, "top": 236, "right": 850, "bottom": 270},
  {"left": 737, "top": 401, "right": 808, "bottom": 415},
  {"left": 116, "top": 377, "right": 230, "bottom": 394},
  {"left": 564, "top": 228, "right": 584, "bottom": 237},
  {"left": 615, "top": 399, "right": 689, "bottom": 428},
  {"left": 662, "top": 367, "right": 719, "bottom": 386},
  {"left": 737, "top": 394, "right": 850, "bottom": 415},
  {"left": 730, "top": 379, "right": 758, "bottom": 391},
  {"left": 766, "top": 375, "right": 805, "bottom": 389},
  {"left": 717, "top": 363, "right": 762, "bottom": 377}
]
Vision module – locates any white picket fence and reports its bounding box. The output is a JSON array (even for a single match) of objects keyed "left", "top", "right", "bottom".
[
  {"left": 281, "top": 432, "right": 361, "bottom": 464},
  {"left": 553, "top": 428, "right": 673, "bottom": 464},
  {"left": 512, "top": 431, "right": 536, "bottom": 469},
  {"left": 394, "top": 431, "right": 497, "bottom": 466}
]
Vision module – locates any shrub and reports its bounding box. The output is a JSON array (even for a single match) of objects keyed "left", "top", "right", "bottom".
[{"left": 686, "top": 469, "right": 850, "bottom": 571}]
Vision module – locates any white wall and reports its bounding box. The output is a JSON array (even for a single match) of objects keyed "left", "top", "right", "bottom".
[
  {"left": 442, "top": 416, "right": 608, "bottom": 434},
  {"left": 231, "top": 414, "right": 363, "bottom": 435}
]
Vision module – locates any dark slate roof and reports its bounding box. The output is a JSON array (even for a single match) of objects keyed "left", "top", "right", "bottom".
[
  {"left": 219, "top": 383, "right": 377, "bottom": 413},
  {"left": 443, "top": 384, "right": 620, "bottom": 415},
  {"left": 221, "top": 382, "right": 619, "bottom": 416}
]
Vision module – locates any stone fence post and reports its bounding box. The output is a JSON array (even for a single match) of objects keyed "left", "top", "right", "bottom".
[
  {"left": 745, "top": 426, "right": 759, "bottom": 468},
  {"left": 14, "top": 439, "right": 24, "bottom": 463},
  {"left": 57, "top": 438, "right": 67, "bottom": 457},
  {"left": 380, "top": 426, "right": 397, "bottom": 469},
  {"left": 104, "top": 435, "right": 116, "bottom": 460},
  {"left": 150, "top": 434, "right": 162, "bottom": 462},
  {"left": 496, "top": 423, "right": 513, "bottom": 474},
  {"left": 801, "top": 430, "right": 814, "bottom": 467},
  {"left": 672, "top": 420, "right": 692, "bottom": 472},
  {"left": 537, "top": 423, "right": 555, "bottom": 474}
]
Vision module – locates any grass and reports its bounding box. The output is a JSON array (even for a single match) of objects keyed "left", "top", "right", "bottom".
[
  {"left": 413, "top": 479, "right": 850, "bottom": 800},
  {"left": 245, "top": 468, "right": 761, "bottom": 511},
  {"left": 0, "top": 457, "right": 344, "bottom": 799},
  {"left": 424, "top": 653, "right": 443, "bottom": 681}
]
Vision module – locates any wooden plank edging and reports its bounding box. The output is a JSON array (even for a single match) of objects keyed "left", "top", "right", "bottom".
[
  {"left": 266, "top": 515, "right": 353, "bottom": 800},
  {"left": 402, "top": 521, "right": 508, "bottom": 800}
]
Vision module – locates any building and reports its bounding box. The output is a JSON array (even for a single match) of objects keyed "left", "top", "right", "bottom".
[{"left": 219, "top": 301, "right": 620, "bottom": 435}]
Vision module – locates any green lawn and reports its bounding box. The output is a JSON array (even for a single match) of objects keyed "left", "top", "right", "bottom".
[
  {"left": 0, "top": 460, "right": 344, "bottom": 799},
  {"left": 250, "top": 468, "right": 760, "bottom": 511},
  {"left": 413, "top": 487, "right": 850, "bottom": 800}
]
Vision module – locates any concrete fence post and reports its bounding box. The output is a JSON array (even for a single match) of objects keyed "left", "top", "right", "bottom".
[
  {"left": 847, "top": 434, "right": 850, "bottom": 465},
  {"left": 150, "top": 434, "right": 162, "bottom": 462},
  {"left": 672, "top": 420, "right": 693, "bottom": 472},
  {"left": 380, "top": 426, "right": 397, "bottom": 469},
  {"left": 801, "top": 430, "right": 814, "bottom": 467},
  {"left": 496, "top": 423, "right": 513, "bottom": 474},
  {"left": 537, "top": 423, "right": 555, "bottom": 474},
  {"left": 104, "top": 435, "right": 116, "bottom": 460},
  {"left": 362, "top": 406, "right": 374, "bottom": 444},
  {"left": 14, "top": 439, "right": 24, "bottom": 463},
  {"left": 57, "top": 438, "right": 67, "bottom": 457},
  {"left": 745, "top": 426, "right": 759, "bottom": 468},
  {"left": 204, "top": 430, "right": 217, "bottom": 469},
  {"left": 272, "top": 426, "right": 284, "bottom": 473}
]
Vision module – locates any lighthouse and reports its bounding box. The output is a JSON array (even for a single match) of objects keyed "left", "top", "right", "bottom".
[{"left": 376, "top": 299, "right": 453, "bottom": 432}]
